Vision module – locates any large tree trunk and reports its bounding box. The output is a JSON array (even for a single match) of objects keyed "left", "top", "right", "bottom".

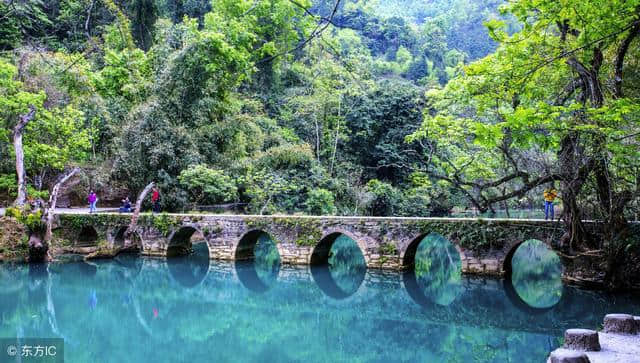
[
  {"left": 13, "top": 106, "right": 36, "bottom": 207},
  {"left": 44, "top": 168, "right": 81, "bottom": 243},
  {"left": 125, "top": 182, "right": 155, "bottom": 246},
  {"left": 557, "top": 132, "right": 593, "bottom": 251}
]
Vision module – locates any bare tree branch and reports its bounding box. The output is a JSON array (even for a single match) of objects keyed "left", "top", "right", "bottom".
[{"left": 257, "top": 0, "right": 342, "bottom": 64}]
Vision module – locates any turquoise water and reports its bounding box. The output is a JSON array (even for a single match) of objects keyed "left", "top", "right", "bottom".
[{"left": 0, "top": 235, "right": 639, "bottom": 363}]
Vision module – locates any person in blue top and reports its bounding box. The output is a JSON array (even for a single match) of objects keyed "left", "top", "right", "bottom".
[{"left": 119, "top": 197, "right": 132, "bottom": 213}]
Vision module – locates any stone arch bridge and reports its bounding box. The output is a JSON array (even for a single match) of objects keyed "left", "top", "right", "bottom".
[{"left": 54, "top": 213, "right": 602, "bottom": 276}]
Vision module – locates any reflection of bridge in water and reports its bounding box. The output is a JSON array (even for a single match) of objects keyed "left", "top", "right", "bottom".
[
  {"left": 0, "top": 253, "right": 632, "bottom": 355},
  {"left": 41, "top": 257, "right": 620, "bottom": 335}
]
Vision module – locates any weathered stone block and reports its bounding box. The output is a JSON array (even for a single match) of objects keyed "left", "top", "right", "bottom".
[
  {"left": 604, "top": 314, "right": 637, "bottom": 335},
  {"left": 547, "top": 349, "right": 590, "bottom": 363},
  {"left": 563, "top": 329, "right": 600, "bottom": 351}
]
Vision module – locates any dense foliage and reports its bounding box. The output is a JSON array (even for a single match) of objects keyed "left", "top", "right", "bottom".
[
  {"left": 1, "top": 0, "right": 639, "bottom": 269},
  {"left": 1, "top": 0, "right": 504, "bottom": 216},
  {"left": 407, "top": 0, "right": 640, "bottom": 286}
]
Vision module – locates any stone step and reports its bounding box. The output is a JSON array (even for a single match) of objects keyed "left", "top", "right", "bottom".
[
  {"left": 603, "top": 314, "right": 637, "bottom": 335},
  {"left": 564, "top": 329, "right": 601, "bottom": 351},
  {"left": 548, "top": 349, "right": 591, "bottom": 363}
]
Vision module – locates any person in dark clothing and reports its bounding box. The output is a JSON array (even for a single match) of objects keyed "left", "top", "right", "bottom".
[{"left": 119, "top": 197, "right": 132, "bottom": 213}]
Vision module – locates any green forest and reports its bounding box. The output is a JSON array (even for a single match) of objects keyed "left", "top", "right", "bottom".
[
  {"left": 0, "top": 0, "right": 511, "bottom": 215},
  {"left": 2, "top": 0, "right": 640, "bottom": 259}
]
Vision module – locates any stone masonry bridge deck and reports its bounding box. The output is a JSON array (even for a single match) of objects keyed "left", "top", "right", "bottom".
[{"left": 53, "top": 213, "right": 597, "bottom": 276}]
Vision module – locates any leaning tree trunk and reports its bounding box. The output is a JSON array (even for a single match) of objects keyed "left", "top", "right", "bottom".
[
  {"left": 13, "top": 106, "right": 36, "bottom": 207},
  {"left": 124, "top": 182, "right": 155, "bottom": 246},
  {"left": 44, "top": 168, "right": 80, "bottom": 243}
]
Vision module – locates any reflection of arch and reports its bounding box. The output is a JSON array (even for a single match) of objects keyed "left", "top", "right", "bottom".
[
  {"left": 402, "top": 233, "right": 465, "bottom": 269},
  {"left": 402, "top": 269, "right": 437, "bottom": 309},
  {"left": 0, "top": 265, "right": 25, "bottom": 317},
  {"left": 114, "top": 253, "right": 143, "bottom": 279},
  {"left": 234, "top": 231, "right": 280, "bottom": 293},
  {"left": 167, "top": 242, "right": 210, "bottom": 288},
  {"left": 235, "top": 260, "right": 271, "bottom": 293},
  {"left": 77, "top": 226, "right": 98, "bottom": 246},
  {"left": 310, "top": 232, "right": 366, "bottom": 300},
  {"left": 502, "top": 278, "right": 560, "bottom": 314},
  {"left": 310, "top": 265, "right": 364, "bottom": 300},
  {"left": 168, "top": 226, "right": 198, "bottom": 256}
]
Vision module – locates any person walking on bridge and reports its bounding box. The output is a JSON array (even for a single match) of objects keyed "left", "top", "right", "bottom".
[
  {"left": 88, "top": 191, "right": 98, "bottom": 214},
  {"left": 151, "top": 187, "right": 160, "bottom": 213},
  {"left": 543, "top": 186, "right": 558, "bottom": 220}
]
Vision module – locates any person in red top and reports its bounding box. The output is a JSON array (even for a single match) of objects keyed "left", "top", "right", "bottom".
[{"left": 151, "top": 187, "right": 160, "bottom": 213}]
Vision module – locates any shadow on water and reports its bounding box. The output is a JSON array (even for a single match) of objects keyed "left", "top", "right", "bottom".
[
  {"left": 167, "top": 242, "right": 210, "bottom": 288},
  {"left": 310, "top": 234, "right": 366, "bottom": 300},
  {"left": 508, "top": 239, "right": 564, "bottom": 310},
  {"left": 235, "top": 232, "right": 280, "bottom": 293},
  {"left": 408, "top": 233, "right": 462, "bottom": 306}
]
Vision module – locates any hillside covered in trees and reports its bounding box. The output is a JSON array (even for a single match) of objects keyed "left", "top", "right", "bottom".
[
  {"left": 0, "top": 0, "right": 509, "bottom": 216},
  {"left": 1, "top": 0, "right": 640, "bottom": 240}
]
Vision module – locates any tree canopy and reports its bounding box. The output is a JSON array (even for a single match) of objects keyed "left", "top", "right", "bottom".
[{"left": 1, "top": 1, "right": 640, "bottom": 279}]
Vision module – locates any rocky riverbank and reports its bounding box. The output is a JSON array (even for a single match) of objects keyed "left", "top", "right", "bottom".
[{"left": 0, "top": 217, "right": 28, "bottom": 261}]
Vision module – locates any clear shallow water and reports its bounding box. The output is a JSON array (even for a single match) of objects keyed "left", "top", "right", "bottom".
[{"left": 0, "top": 239, "right": 639, "bottom": 363}]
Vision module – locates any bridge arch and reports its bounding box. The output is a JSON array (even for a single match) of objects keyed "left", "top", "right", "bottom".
[
  {"left": 167, "top": 225, "right": 208, "bottom": 257},
  {"left": 235, "top": 229, "right": 284, "bottom": 261},
  {"left": 234, "top": 230, "right": 282, "bottom": 293},
  {"left": 310, "top": 231, "right": 367, "bottom": 300},
  {"left": 502, "top": 239, "right": 564, "bottom": 311},
  {"left": 401, "top": 232, "right": 465, "bottom": 269},
  {"left": 502, "top": 240, "right": 528, "bottom": 278},
  {"left": 77, "top": 225, "right": 99, "bottom": 246},
  {"left": 310, "top": 230, "right": 368, "bottom": 265},
  {"left": 401, "top": 232, "right": 464, "bottom": 306}
]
